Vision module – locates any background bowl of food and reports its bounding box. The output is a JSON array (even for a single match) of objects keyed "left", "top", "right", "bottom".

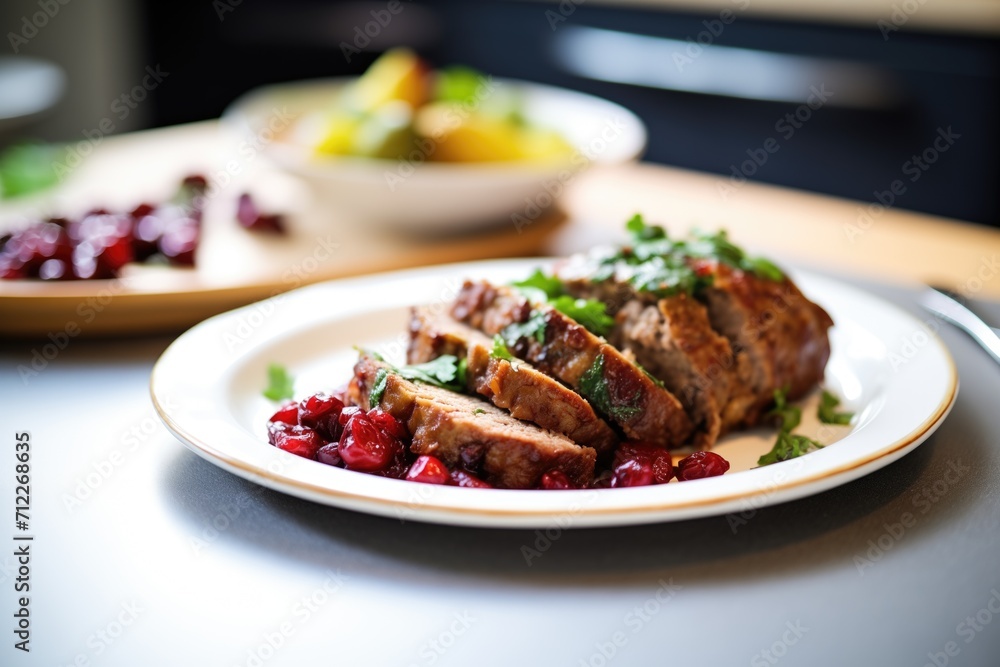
[{"left": 222, "top": 49, "right": 647, "bottom": 234}]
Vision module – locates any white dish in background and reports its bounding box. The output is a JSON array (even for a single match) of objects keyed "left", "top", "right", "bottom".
[
  {"left": 222, "top": 78, "right": 646, "bottom": 233},
  {"left": 151, "top": 260, "right": 957, "bottom": 529}
]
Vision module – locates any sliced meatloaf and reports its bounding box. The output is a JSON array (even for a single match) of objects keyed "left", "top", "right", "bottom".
[
  {"left": 557, "top": 270, "right": 751, "bottom": 438},
  {"left": 556, "top": 252, "right": 832, "bottom": 430},
  {"left": 692, "top": 258, "right": 833, "bottom": 423},
  {"left": 451, "top": 281, "right": 694, "bottom": 448},
  {"left": 350, "top": 354, "right": 596, "bottom": 489},
  {"left": 407, "top": 307, "right": 619, "bottom": 456}
]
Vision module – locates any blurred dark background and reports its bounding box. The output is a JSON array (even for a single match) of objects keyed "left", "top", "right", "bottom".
[{"left": 3, "top": 0, "right": 998, "bottom": 224}]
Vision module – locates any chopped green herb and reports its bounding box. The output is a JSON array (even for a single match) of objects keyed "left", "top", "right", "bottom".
[
  {"left": 579, "top": 354, "right": 642, "bottom": 422},
  {"left": 490, "top": 334, "right": 515, "bottom": 361},
  {"left": 263, "top": 363, "right": 295, "bottom": 401},
  {"left": 511, "top": 270, "right": 613, "bottom": 337},
  {"left": 597, "top": 215, "right": 784, "bottom": 296},
  {"left": 456, "top": 357, "right": 469, "bottom": 388},
  {"left": 818, "top": 390, "right": 854, "bottom": 425},
  {"left": 501, "top": 310, "right": 548, "bottom": 346},
  {"left": 757, "top": 387, "right": 824, "bottom": 466},
  {"left": 686, "top": 229, "right": 785, "bottom": 281},
  {"left": 473, "top": 408, "right": 486, "bottom": 415},
  {"left": 369, "top": 368, "right": 389, "bottom": 406},
  {"left": 512, "top": 269, "right": 563, "bottom": 300},
  {"left": 395, "top": 355, "right": 464, "bottom": 391},
  {"left": 766, "top": 387, "right": 801, "bottom": 433},
  {"left": 549, "top": 296, "right": 614, "bottom": 338},
  {"left": 757, "top": 432, "right": 824, "bottom": 467}
]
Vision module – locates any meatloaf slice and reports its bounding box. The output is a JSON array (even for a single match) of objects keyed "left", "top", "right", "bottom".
[
  {"left": 350, "top": 354, "right": 596, "bottom": 489},
  {"left": 451, "top": 281, "right": 694, "bottom": 448},
  {"left": 693, "top": 259, "right": 833, "bottom": 425},
  {"left": 557, "top": 271, "right": 749, "bottom": 439},
  {"left": 407, "top": 307, "right": 619, "bottom": 456}
]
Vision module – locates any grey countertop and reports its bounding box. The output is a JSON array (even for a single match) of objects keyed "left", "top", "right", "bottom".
[{"left": 2, "top": 273, "right": 998, "bottom": 667}]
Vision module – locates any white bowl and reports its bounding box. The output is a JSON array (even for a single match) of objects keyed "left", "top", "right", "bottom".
[{"left": 222, "top": 77, "right": 646, "bottom": 234}]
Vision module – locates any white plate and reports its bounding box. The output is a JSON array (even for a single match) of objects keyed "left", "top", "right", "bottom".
[{"left": 151, "top": 260, "right": 957, "bottom": 528}]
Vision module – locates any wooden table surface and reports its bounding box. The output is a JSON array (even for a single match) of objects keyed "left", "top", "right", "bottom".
[{"left": 1, "top": 120, "right": 997, "bottom": 336}]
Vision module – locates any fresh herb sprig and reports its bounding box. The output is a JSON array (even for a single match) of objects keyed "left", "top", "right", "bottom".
[
  {"left": 757, "top": 387, "right": 825, "bottom": 467},
  {"left": 818, "top": 390, "right": 854, "bottom": 425},
  {"left": 263, "top": 363, "right": 295, "bottom": 401},
  {"left": 593, "top": 214, "right": 784, "bottom": 298},
  {"left": 490, "top": 335, "right": 515, "bottom": 361},
  {"left": 511, "top": 269, "right": 614, "bottom": 337},
  {"left": 579, "top": 354, "right": 642, "bottom": 422},
  {"left": 365, "top": 353, "right": 468, "bottom": 406}
]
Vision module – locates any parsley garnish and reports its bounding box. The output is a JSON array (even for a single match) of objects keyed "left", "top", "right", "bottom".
[
  {"left": 592, "top": 215, "right": 784, "bottom": 297},
  {"left": 579, "top": 354, "right": 642, "bottom": 422},
  {"left": 757, "top": 432, "right": 825, "bottom": 467},
  {"left": 818, "top": 390, "right": 854, "bottom": 425},
  {"left": 263, "top": 363, "right": 295, "bottom": 401},
  {"left": 511, "top": 270, "right": 613, "bottom": 337},
  {"left": 512, "top": 269, "right": 563, "bottom": 300},
  {"left": 767, "top": 386, "right": 801, "bottom": 432},
  {"left": 501, "top": 310, "right": 548, "bottom": 346},
  {"left": 757, "top": 388, "right": 824, "bottom": 466},
  {"left": 395, "top": 355, "right": 465, "bottom": 391},
  {"left": 369, "top": 368, "right": 389, "bottom": 406},
  {"left": 473, "top": 408, "right": 486, "bottom": 415},
  {"left": 549, "top": 296, "right": 614, "bottom": 337},
  {"left": 490, "top": 334, "right": 515, "bottom": 361}
]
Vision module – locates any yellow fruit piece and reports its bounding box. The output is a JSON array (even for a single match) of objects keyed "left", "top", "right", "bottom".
[
  {"left": 415, "top": 103, "right": 575, "bottom": 163},
  {"left": 346, "top": 48, "right": 430, "bottom": 112},
  {"left": 315, "top": 113, "right": 361, "bottom": 156}
]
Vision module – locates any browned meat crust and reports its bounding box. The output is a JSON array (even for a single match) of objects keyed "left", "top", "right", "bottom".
[
  {"left": 451, "top": 281, "right": 694, "bottom": 448},
  {"left": 350, "top": 354, "right": 596, "bottom": 489},
  {"left": 693, "top": 259, "right": 833, "bottom": 424},
  {"left": 407, "top": 307, "right": 619, "bottom": 455}
]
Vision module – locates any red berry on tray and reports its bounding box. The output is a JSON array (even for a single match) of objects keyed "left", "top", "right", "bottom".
[{"left": 237, "top": 193, "right": 286, "bottom": 234}]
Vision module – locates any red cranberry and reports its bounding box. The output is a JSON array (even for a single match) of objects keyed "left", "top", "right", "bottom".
[
  {"left": 615, "top": 441, "right": 673, "bottom": 484},
  {"left": 338, "top": 412, "right": 398, "bottom": 472},
  {"left": 268, "top": 402, "right": 299, "bottom": 426},
  {"left": 338, "top": 405, "right": 362, "bottom": 427},
  {"left": 368, "top": 408, "right": 407, "bottom": 440},
  {"left": 237, "top": 193, "right": 286, "bottom": 234},
  {"left": 539, "top": 470, "right": 574, "bottom": 490},
  {"left": 676, "top": 451, "right": 730, "bottom": 481},
  {"left": 406, "top": 455, "right": 449, "bottom": 485},
  {"left": 449, "top": 469, "right": 492, "bottom": 488},
  {"left": 130, "top": 203, "right": 156, "bottom": 219},
  {"left": 316, "top": 442, "right": 343, "bottom": 467},
  {"left": 157, "top": 218, "right": 199, "bottom": 266},
  {"left": 610, "top": 459, "right": 654, "bottom": 488},
  {"left": 299, "top": 392, "right": 343, "bottom": 426},
  {"left": 271, "top": 425, "right": 321, "bottom": 459}
]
